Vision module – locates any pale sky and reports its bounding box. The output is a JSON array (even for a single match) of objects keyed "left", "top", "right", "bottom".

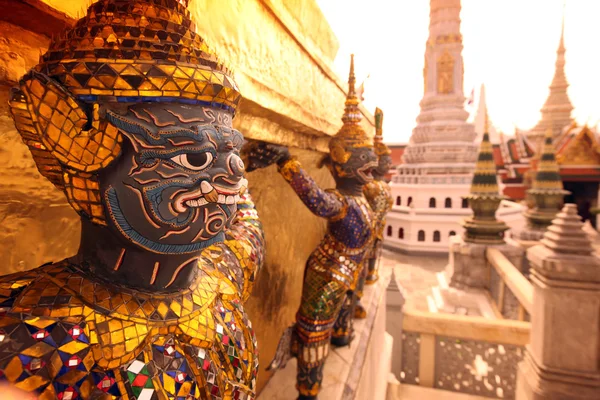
[{"left": 316, "top": 0, "right": 600, "bottom": 144}]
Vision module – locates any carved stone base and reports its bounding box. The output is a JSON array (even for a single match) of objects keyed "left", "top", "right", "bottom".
[
  {"left": 448, "top": 235, "right": 524, "bottom": 289},
  {"left": 516, "top": 350, "right": 600, "bottom": 400},
  {"left": 517, "top": 227, "right": 546, "bottom": 242}
]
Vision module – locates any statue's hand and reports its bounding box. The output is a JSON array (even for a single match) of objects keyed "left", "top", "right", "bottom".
[{"left": 246, "top": 142, "right": 291, "bottom": 172}]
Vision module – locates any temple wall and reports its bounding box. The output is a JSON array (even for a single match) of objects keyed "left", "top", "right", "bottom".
[{"left": 0, "top": 0, "right": 374, "bottom": 392}]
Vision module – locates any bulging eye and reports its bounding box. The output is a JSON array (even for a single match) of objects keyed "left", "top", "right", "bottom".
[
  {"left": 171, "top": 152, "right": 214, "bottom": 171},
  {"left": 360, "top": 154, "right": 367, "bottom": 160}
]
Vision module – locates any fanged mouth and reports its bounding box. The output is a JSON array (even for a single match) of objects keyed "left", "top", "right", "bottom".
[
  {"left": 174, "top": 178, "right": 247, "bottom": 212},
  {"left": 357, "top": 161, "right": 378, "bottom": 182}
]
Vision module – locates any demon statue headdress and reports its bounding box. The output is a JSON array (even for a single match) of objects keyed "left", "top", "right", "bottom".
[
  {"left": 2, "top": 1, "right": 264, "bottom": 399},
  {"left": 245, "top": 55, "right": 376, "bottom": 400}
]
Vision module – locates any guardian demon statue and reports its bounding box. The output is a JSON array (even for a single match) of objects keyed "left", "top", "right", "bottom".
[
  {"left": 0, "top": 1, "right": 264, "bottom": 399},
  {"left": 248, "top": 56, "right": 376, "bottom": 400},
  {"left": 354, "top": 107, "right": 393, "bottom": 318}
]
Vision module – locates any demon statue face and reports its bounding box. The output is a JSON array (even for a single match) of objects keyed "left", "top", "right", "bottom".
[
  {"left": 4, "top": 1, "right": 266, "bottom": 398},
  {"left": 101, "top": 103, "right": 247, "bottom": 254},
  {"left": 328, "top": 137, "right": 377, "bottom": 186},
  {"left": 330, "top": 138, "right": 377, "bottom": 184}
]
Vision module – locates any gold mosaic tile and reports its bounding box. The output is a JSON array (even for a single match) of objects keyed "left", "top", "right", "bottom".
[{"left": 3, "top": 0, "right": 266, "bottom": 397}]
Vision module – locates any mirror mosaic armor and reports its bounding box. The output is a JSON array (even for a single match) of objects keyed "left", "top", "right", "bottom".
[
  {"left": 354, "top": 107, "right": 393, "bottom": 320},
  {"left": 250, "top": 55, "right": 376, "bottom": 400},
  {"left": 1, "top": 1, "right": 265, "bottom": 399}
]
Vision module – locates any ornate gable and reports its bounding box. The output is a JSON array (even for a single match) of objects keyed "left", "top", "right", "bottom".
[{"left": 557, "top": 126, "right": 600, "bottom": 165}]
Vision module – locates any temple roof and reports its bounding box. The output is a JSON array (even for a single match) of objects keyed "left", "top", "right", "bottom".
[
  {"left": 556, "top": 125, "right": 600, "bottom": 166},
  {"left": 497, "top": 129, "right": 535, "bottom": 167}
]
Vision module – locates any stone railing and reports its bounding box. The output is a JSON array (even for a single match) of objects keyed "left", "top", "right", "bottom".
[
  {"left": 391, "top": 174, "right": 473, "bottom": 185},
  {"left": 400, "top": 308, "right": 531, "bottom": 399},
  {"left": 486, "top": 248, "right": 533, "bottom": 321}
]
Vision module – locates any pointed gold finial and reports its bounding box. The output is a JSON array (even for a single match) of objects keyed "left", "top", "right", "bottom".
[
  {"left": 348, "top": 53, "right": 356, "bottom": 96},
  {"left": 562, "top": 0, "right": 566, "bottom": 36},
  {"left": 329, "top": 55, "right": 371, "bottom": 165},
  {"left": 558, "top": 0, "right": 566, "bottom": 51},
  {"left": 341, "top": 54, "right": 361, "bottom": 125}
]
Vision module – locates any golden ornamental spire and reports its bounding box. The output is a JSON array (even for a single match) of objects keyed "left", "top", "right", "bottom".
[
  {"left": 329, "top": 54, "right": 371, "bottom": 164},
  {"left": 524, "top": 125, "right": 570, "bottom": 234},
  {"left": 341, "top": 54, "right": 362, "bottom": 125},
  {"left": 336, "top": 55, "right": 367, "bottom": 136},
  {"left": 534, "top": 127, "right": 563, "bottom": 188},
  {"left": 469, "top": 132, "right": 501, "bottom": 197},
  {"left": 349, "top": 54, "right": 356, "bottom": 94},
  {"left": 462, "top": 131, "right": 508, "bottom": 243},
  {"left": 532, "top": 127, "right": 564, "bottom": 191},
  {"left": 529, "top": 0, "right": 573, "bottom": 145}
]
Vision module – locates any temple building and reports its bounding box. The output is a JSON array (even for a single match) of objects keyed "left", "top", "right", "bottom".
[
  {"left": 387, "top": 5, "right": 600, "bottom": 232},
  {"left": 493, "top": 11, "right": 600, "bottom": 227},
  {"left": 385, "top": 0, "right": 523, "bottom": 254}
]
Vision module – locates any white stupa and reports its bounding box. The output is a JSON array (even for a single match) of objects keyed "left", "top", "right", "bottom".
[{"left": 385, "top": 0, "right": 523, "bottom": 254}]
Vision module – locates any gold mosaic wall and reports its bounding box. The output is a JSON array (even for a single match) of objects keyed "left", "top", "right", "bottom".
[{"left": 0, "top": 0, "right": 373, "bottom": 392}]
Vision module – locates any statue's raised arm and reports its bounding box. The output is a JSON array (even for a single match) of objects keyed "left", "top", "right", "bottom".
[{"left": 247, "top": 142, "right": 345, "bottom": 219}]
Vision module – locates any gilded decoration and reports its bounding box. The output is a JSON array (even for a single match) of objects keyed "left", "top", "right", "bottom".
[
  {"left": 462, "top": 126, "right": 508, "bottom": 244},
  {"left": 1, "top": 1, "right": 266, "bottom": 399},
  {"left": 437, "top": 51, "right": 454, "bottom": 94},
  {"left": 557, "top": 126, "right": 600, "bottom": 166},
  {"left": 525, "top": 128, "right": 570, "bottom": 231}
]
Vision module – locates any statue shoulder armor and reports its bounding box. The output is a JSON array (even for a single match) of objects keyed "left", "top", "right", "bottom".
[
  {"left": 0, "top": 262, "right": 91, "bottom": 319},
  {"left": 362, "top": 182, "right": 379, "bottom": 200},
  {"left": 0, "top": 262, "right": 56, "bottom": 303}
]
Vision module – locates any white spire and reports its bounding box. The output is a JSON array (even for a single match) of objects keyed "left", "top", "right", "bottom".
[
  {"left": 400, "top": 0, "right": 477, "bottom": 170},
  {"left": 474, "top": 84, "right": 500, "bottom": 144}
]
